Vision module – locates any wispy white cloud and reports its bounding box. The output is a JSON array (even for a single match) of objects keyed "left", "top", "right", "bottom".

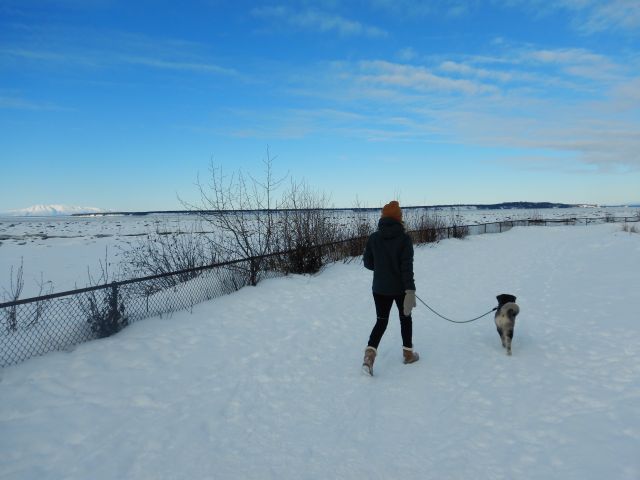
[
  {"left": 335, "top": 45, "right": 624, "bottom": 103},
  {"left": 524, "top": 47, "right": 625, "bottom": 83},
  {"left": 396, "top": 47, "right": 418, "bottom": 62},
  {"left": 369, "top": 0, "right": 436, "bottom": 18},
  {"left": 1, "top": 46, "right": 105, "bottom": 69},
  {"left": 436, "top": 46, "right": 627, "bottom": 90},
  {"left": 119, "top": 56, "right": 237, "bottom": 76},
  {"left": 353, "top": 60, "right": 498, "bottom": 95},
  {"left": 374, "top": 0, "right": 471, "bottom": 18},
  {"left": 0, "top": 95, "right": 66, "bottom": 111},
  {"left": 251, "top": 5, "right": 387, "bottom": 37},
  {"left": 446, "top": 3, "right": 472, "bottom": 17},
  {"left": 0, "top": 47, "right": 69, "bottom": 62},
  {"left": 249, "top": 44, "right": 640, "bottom": 170},
  {"left": 438, "top": 60, "right": 514, "bottom": 82},
  {"left": 432, "top": 101, "right": 640, "bottom": 171},
  {"left": 611, "top": 76, "right": 640, "bottom": 108},
  {"left": 527, "top": 48, "right": 607, "bottom": 65},
  {"left": 569, "top": 0, "right": 640, "bottom": 34},
  {"left": 0, "top": 0, "right": 113, "bottom": 10},
  {"left": 371, "top": 0, "right": 640, "bottom": 34},
  {"left": 495, "top": 0, "right": 640, "bottom": 34},
  {"left": 0, "top": 27, "right": 238, "bottom": 77}
]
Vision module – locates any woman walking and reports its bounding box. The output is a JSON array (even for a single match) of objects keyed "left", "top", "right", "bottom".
[{"left": 362, "top": 200, "right": 419, "bottom": 376}]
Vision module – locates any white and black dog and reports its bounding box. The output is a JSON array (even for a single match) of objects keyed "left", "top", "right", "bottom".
[{"left": 495, "top": 294, "right": 520, "bottom": 355}]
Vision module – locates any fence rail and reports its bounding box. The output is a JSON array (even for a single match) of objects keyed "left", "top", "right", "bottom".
[{"left": 2, "top": 215, "right": 638, "bottom": 367}]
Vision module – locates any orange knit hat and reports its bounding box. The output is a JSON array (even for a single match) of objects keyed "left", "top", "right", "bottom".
[{"left": 381, "top": 200, "right": 402, "bottom": 221}]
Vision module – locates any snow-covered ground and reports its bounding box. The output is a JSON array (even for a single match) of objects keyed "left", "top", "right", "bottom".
[
  {"left": 1, "top": 223, "right": 638, "bottom": 480},
  {"left": 2, "top": 206, "right": 639, "bottom": 298}
]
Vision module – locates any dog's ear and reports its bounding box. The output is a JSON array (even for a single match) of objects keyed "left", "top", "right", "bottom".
[{"left": 496, "top": 293, "right": 517, "bottom": 305}]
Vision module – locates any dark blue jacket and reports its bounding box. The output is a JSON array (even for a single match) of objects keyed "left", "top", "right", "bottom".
[{"left": 363, "top": 217, "right": 415, "bottom": 295}]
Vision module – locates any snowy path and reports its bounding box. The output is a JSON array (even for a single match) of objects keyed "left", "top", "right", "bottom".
[{"left": 1, "top": 224, "right": 639, "bottom": 479}]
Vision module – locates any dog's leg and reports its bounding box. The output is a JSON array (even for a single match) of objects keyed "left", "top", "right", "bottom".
[
  {"left": 504, "top": 328, "right": 513, "bottom": 355},
  {"left": 496, "top": 326, "right": 506, "bottom": 348}
]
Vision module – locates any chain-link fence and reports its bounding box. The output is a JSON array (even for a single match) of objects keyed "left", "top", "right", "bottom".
[{"left": 2, "top": 215, "right": 638, "bottom": 367}]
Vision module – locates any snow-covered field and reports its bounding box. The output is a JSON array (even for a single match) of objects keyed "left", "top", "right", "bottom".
[
  {"left": 1, "top": 222, "right": 639, "bottom": 480},
  {"left": 2, "top": 206, "right": 638, "bottom": 298},
  {"left": 0, "top": 214, "right": 190, "bottom": 298}
]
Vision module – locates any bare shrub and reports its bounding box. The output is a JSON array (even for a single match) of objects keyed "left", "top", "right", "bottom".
[
  {"left": 27, "top": 273, "right": 54, "bottom": 328},
  {"left": 622, "top": 224, "right": 638, "bottom": 234},
  {"left": 448, "top": 210, "right": 470, "bottom": 239},
  {"left": 2, "top": 261, "right": 54, "bottom": 332},
  {"left": 406, "top": 210, "right": 445, "bottom": 244},
  {"left": 450, "top": 224, "right": 470, "bottom": 239},
  {"left": 184, "top": 151, "right": 286, "bottom": 286},
  {"left": 214, "top": 263, "right": 253, "bottom": 294},
  {"left": 349, "top": 197, "right": 375, "bottom": 239},
  {"left": 605, "top": 212, "right": 615, "bottom": 223},
  {"left": 273, "top": 180, "right": 339, "bottom": 274},
  {"left": 84, "top": 284, "right": 128, "bottom": 339},
  {"left": 120, "top": 220, "right": 216, "bottom": 294},
  {"left": 183, "top": 151, "right": 346, "bottom": 282},
  {"left": 2, "top": 258, "right": 24, "bottom": 332},
  {"left": 79, "top": 250, "right": 128, "bottom": 339},
  {"left": 330, "top": 236, "right": 368, "bottom": 263},
  {"left": 331, "top": 198, "right": 374, "bottom": 260},
  {"left": 528, "top": 210, "right": 545, "bottom": 225}
]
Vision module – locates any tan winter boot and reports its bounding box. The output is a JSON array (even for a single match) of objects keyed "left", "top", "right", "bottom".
[
  {"left": 362, "top": 346, "right": 377, "bottom": 376},
  {"left": 403, "top": 347, "right": 419, "bottom": 364}
]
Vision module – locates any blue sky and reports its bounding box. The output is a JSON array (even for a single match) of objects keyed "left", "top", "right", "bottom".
[{"left": 1, "top": 0, "right": 639, "bottom": 211}]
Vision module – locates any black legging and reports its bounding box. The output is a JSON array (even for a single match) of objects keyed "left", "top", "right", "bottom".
[{"left": 367, "top": 292, "right": 413, "bottom": 349}]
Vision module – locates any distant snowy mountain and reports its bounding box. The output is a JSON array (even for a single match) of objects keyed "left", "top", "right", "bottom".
[{"left": 4, "top": 204, "right": 105, "bottom": 216}]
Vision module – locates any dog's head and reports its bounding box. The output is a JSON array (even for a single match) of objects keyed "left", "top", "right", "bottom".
[
  {"left": 496, "top": 293, "right": 516, "bottom": 307},
  {"left": 496, "top": 294, "right": 519, "bottom": 321}
]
